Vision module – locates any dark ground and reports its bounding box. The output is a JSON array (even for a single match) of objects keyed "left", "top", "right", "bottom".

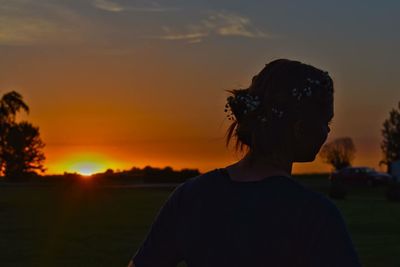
[{"left": 0, "top": 175, "right": 399, "bottom": 267}]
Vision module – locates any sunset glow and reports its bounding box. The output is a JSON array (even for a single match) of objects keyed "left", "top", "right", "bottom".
[
  {"left": 54, "top": 153, "right": 117, "bottom": 175},
  {"left": 73, "top": 163, "right": 101, "bottom": 176},
  {"left": 1, "top": 1, "right": 399, "bottom": 175}
]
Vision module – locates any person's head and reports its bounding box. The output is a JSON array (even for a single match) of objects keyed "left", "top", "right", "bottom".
[{"left": 224, "top": 58, "right": 334, "bottom": 167}]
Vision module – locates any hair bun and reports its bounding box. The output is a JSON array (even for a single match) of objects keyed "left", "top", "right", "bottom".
[{"left": 225, "top": 89, "right": 260, "bottom": 122}]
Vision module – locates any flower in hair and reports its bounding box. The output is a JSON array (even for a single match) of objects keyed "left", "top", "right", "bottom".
[
  {"left": 271, "top": 107, "right": 284, "bottom": 118},
  {"left": 292, "top": 72, "right": 332, "bottom": 101},
  {"left": 304, "top": 87, "right": 312, "bottom": 96},
  {"left": 238, "top": 94, "right": 260, "bottom": 112},
  {"left": 224, "top": 99, "right": 235, "bottom": 120},
  {"left": 224, "top": 92, "right": 261, "bottom": 121}
]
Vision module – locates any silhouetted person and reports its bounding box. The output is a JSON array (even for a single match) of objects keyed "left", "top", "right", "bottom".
[{"left": 127, "top": 59, "right": 362, "bottom": 267}]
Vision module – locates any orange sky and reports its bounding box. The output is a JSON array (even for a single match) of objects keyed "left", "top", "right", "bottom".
[{"left": 1, "top": 1, "right": 400, "bottom": 175}]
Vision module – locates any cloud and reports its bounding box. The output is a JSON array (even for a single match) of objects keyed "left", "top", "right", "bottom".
[
  {"left": 158, "top": 33, "right": 207, "bottom": 41},
  {"left": 203, "top": 12, "right": 270, "bottom": 38},
  {"left": 92, "top": 0, "right": 179, "bottom": 13},
  {"left": 149, "top": 26, "right": 208, "bottom": 42},
  {"left": 0, "top": 1, "right": 89, "bottom": 45},
  {"left": 92, "top": 0, "right": 124, "bottom": 12},
  {"left": 0, "top": 17, "right": 57, "bottom": 45},
  {"left": 150, "top": 10, "right": 275, "bottom": 43},
  {"left": 0, "top": 0, "right": 179, "bottom": 46}
]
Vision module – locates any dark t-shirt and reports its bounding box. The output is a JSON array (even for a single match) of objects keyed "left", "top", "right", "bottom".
[{"left": 132, "top": 168, "right": 362, "bottom": 267}]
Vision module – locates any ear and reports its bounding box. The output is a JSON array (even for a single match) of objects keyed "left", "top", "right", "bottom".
[{"left": 293, "top": 119, "right": 303, "bottom": 140}]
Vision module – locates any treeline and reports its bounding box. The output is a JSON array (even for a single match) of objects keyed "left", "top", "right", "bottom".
[
  {"left": 11, "top": 165, "right": 201, "bottom": 185},
  {"left": 91, "top": 165, "right": 201, "bottom": 184}
]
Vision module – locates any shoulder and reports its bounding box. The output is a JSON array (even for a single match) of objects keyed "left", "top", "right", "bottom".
[
  {"left": 279, "top": 176, "right": 340, "bottom": 214},
  {"left": 276, "top": 177, "right": 344, "bottom": 222},
  {"left": 310, "top": 190, "right": 341, "bottom": 213},
  {"left": 301, "top": 188, "right": 345, "bottom": 224},
  {"left": 177, "top": 168, "right": 223, "bottom": 194},
  {"left": 167, "top": 168, "right": 223, "bottom": 204}
]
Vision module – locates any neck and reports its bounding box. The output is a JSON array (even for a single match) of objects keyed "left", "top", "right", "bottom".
[{"left": 226, "top": 152, "right": 293, "bottom": 182}]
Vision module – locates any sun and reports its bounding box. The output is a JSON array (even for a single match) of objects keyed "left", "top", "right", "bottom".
[
  {"left": 79, "top": 169, "right": 94, "bottom": 176},
  {"left": 58, "top": 153, "right": 113, "bottom": 176},
  {"left": 74, "top": 163, "right": 101, "bottom": 176}
]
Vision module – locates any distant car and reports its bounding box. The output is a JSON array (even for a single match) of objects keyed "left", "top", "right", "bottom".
[
  {"left": 329, "top": 166, "right": 393, "bottom": 187},
  {"left": 389, "top": 160, "right": 400, "bottom": 183}
]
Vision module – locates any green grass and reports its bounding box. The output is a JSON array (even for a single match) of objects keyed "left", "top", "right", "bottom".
[
  {"left": 0, "top": 185, "right": 172, "bottom": 267},
  {"left": 0, "top": 178, "right": 399, "bottom": 267}
]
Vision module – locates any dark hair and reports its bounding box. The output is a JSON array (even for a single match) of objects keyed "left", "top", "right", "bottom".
[{"left": 224, "top": 58, "right": 334, "bottom": 165}]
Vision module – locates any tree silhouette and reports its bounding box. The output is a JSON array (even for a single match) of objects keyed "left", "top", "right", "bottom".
[
  {"left": 2, "top": 121, "right": 46, "bottom": 179},
  {"left": 319, "top": 137, "right": 356, "bottom": 170},
  {"left": 0, "top": 91, "right": 45, "bottom": 179},
  {"left": 381, "top": 101, "right": 400, "bottom": 168},
  {"left": 1, "top": 91, "right": 30, "bottom": 176},
  {"left": 0, "top": 91, "right": 29, "bottom": 124}
]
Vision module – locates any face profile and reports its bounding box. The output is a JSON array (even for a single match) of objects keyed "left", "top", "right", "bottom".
[{"left": 292, "top": 102, "right": 334, "bottom": 162}]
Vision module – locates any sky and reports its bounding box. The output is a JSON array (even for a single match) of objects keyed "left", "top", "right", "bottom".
[{"left": 1, "top": 0, "right": 399, "bottom": 175}]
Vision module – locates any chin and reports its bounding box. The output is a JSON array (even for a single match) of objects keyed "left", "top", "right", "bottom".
[{"left": 294, "top": 153, "right": 317, "bottom": 163}]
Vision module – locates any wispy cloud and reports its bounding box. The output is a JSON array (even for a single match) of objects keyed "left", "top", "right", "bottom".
[
  {"left": 0, "top": 17, "right": 57, "bottom": 45},
  {"left": 204, "top": 12, "right": 270, "bottom": 38},
  {"left": 92, "top": 0, "right": 124, "bottom": 12},
  {"left": 153, "top": 26, "right": 207, "bottom": 43},
  {"left": 0, "top": 1, "right": 89, "bottom": 45},
  {"left": 92, "top": 0, "right": 179, "bottom": 13},
  {"left": 149, "top": 10, "right": 276, "bottom": 43}
]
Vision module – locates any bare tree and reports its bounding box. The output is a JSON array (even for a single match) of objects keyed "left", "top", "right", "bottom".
[
  {"left": 381, "top": 101, "right": 400, "bottom": 168},
  {"left": 319, "top": 137, "right": 356, "bottom": 170}
]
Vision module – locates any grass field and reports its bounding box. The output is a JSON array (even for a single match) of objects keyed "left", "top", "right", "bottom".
[{"left": 0, "top": 176, "right": 399, "bottom": 267}]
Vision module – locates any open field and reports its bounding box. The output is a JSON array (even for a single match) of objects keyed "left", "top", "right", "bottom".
[{"left": 0, "top": 176, "right": 399, "bottom": 267}]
